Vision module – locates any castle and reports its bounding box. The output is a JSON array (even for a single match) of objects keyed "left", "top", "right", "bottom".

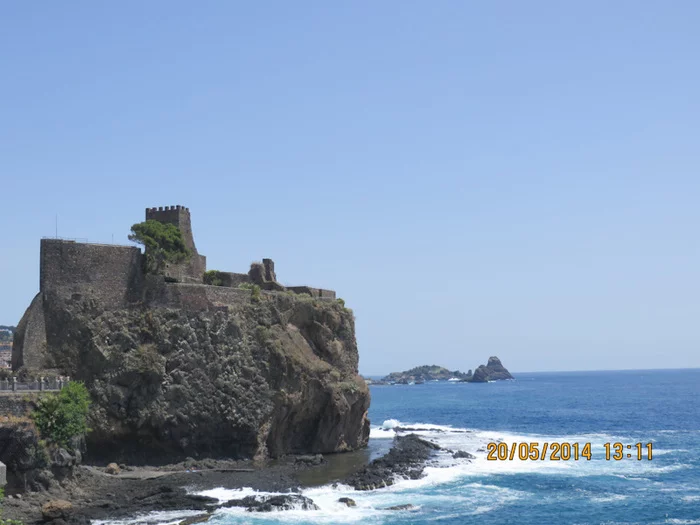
[{"left": 12, "top": 206, "right": 335, "bottom": 371}]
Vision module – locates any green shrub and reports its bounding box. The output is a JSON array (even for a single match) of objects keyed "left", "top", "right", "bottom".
[
  {"left": 129, "top": 220, "right": 191, "bottom": 274},
  {"left": 239, "top": 283, "right": 262, "bottom": 302},
  {"left": 204, "top": 270, "right": 224, "bottom": 286},
  {"left": 32, "top": 382, "right": 91, "bottom": 448},
  {"left": 336, "top": 298, "right": 345, "bottom": 307}
]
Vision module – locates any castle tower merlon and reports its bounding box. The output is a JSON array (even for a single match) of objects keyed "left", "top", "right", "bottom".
[{"left": 144, "top": 205, "right": 206, "bottom": 282}]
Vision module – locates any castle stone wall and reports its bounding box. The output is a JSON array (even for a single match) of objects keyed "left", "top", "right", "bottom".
[
  {"left": 146, "top": 282, "right": 251, "bottom": 311},
  {"left": 0, "top": 393, "right": 38, "bottom": 418},
  {"left": 287, "top": 286, "right": 336, "bottom": 299},
  {"left": 40, "top": 239, "right": 144, "bottom": 308},
  {"left": 12, "top": 293, "right": 46, "bottom": 371},
  {"left": 217, "top": 272, "right": 251, "bottom": 288}
]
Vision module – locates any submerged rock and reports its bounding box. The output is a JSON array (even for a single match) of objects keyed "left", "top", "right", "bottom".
[
  {"left": 338, "top": 497, "right": 356, "bottom": 507},
  {"left": 452, "top": 450, "right": 475, "bottom": 459},
  {"left": 178, "top": 514, "right": 212, "bottom": 525},
  {"left": 384, "top": 504, "right": 417, "bottom": 511}
]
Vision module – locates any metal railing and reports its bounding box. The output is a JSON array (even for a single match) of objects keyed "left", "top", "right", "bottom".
[
  {"left": 41, "top": 237, "right": 136, "bottom": 248},
  {"left": 0, "top": 377, "right": 70, "bottom": 392}
]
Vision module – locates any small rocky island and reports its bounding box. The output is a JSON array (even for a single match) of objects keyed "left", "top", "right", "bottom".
[{"left": 375, "top": 356, "right": 514, "bottom": 384}]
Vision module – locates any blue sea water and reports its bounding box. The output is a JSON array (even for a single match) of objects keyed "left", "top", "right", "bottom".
[{"left": 114, "top": 369, "right": 700, "bottom": 525}]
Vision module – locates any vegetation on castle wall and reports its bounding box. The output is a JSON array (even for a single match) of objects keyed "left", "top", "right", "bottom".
[
  {"left": 32, "top": 382, "right": 91, "bottom": 448},
  {"left": 239, "top": 282, "right": 262, "bottom": 302},
  {"left": 129, "top": 220, "right": 191, "bottom": 274},
  {"left": 204, "top": 270, "right": 225, "bottom": 286}
]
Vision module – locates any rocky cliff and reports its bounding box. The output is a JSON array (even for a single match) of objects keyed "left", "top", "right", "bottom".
[
  {"left": 469, "top": 356, "right": 514, "bottom": 382},
  {"left": 16, "top": 286, "right": 370, "bottom": 461}
]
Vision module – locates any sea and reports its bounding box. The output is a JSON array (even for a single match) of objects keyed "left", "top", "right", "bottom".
[{"left": 107, "top": 369, "right": 700, "bottom": 525}]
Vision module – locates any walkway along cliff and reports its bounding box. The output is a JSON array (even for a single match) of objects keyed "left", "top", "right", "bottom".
[{"left": 12, "top": 206, "right": 370, "bottom": 461}]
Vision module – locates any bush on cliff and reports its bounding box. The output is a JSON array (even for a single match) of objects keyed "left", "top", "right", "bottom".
[
  {"left": 32, "top": 382, "right": 91, "bottom": 448},
  {"left": 129, "top": 220, "right": 191, "bottom": 274}
]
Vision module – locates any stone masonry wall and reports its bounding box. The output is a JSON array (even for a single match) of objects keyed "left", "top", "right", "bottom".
[
  {"left": 40, "top": 239, "right": 144, "bottom": 308},
  {"left": 0, "top": 393, "right": 38, "bottom": 418},
  {"left": 12, "top": 294, "right": 46, "bottom": 370},
  {"left": 286, "top": 286, "right": 337, "bottom": 299}
]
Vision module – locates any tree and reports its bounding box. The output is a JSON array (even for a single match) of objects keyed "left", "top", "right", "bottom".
[
  {"left": 32, "top": 382, "right": 91, "bottom": 448},
  {"left": 129, "top": 220, "right": 191, "bottom": 274}
]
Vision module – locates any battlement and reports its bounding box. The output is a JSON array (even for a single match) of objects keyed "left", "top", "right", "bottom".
[
  {"left": 145, "top": 205, "right": 205, "bottom": 282},
  {"left": 147, "top": 205, "right": 190, "bottom": 212}
]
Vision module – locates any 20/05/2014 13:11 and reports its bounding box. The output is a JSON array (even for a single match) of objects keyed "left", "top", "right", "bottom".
[
  {"left": 604, "top": 442, "right": 653, "bottom": 460},
  {"left": 485, "top": 442, "right": 653, "bottom": 461}
]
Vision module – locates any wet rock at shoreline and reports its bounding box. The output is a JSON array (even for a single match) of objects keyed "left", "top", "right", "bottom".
[
  {"left": 343, "top": 434, "right": 441, "bottom": 491},
  {"left": 221, "top": 494, "right": 319, "bottom": 512}
]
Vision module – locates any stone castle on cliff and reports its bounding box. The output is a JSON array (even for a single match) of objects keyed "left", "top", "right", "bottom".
[{"left": 12, "top": 205, "right": 336, "bottom": 371}]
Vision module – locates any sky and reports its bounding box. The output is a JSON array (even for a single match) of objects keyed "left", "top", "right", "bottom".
[{"left": 1, "top": 2, "right": 699, "bottom": 374}]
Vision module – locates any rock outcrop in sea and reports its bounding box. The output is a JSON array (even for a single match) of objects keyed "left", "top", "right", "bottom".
[{"left": 468, "top": 356, "right": 514, "bottom": 382}]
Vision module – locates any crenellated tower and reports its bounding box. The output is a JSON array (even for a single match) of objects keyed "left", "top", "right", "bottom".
[{"left": 145, "top": 205, "right": 206, "bottom": 283}]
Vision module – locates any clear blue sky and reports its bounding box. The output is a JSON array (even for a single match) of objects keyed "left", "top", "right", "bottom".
[{"left": 2, "top": 2, "right": 699, "bottom": 374}]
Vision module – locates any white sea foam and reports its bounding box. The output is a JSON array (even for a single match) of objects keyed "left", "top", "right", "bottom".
[
  {"left": 189, "top": 469, "right": 527, "bottom": 523},
  {"left": 590, "top": 494, "right": 628, "bottom": 503},
  {"left": 367, "top": 419, "right": 690, "bottom": 483},
  {"left": 92, "top": 510, "right": 204, "bottom": 525}
]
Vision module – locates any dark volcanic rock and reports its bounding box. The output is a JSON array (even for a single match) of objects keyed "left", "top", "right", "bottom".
[
  {"left": 452, "top": 450, "right": 475, "bottom": 459},
  {"left": 221, "top": 494, "right": 319, "bottom": 512},
  {"left": 0, "top": 422, "right": 83, "bottom": 492},
  {"left": 469, "top": 356, "right": 514, "bottom": 382},
  {"left": 294, "top": 454, "right": 325, "bottom": 466},
  {"left": 344, "top": 434, "right": 441, "bottom": 490},
  {"left": 16, "top": 291, "right": 370, "bottom": 461},
  {"left": 384, "top": 504, "right": 417, "bottom": 511},
  {"left": 338, "top": 497, "right": 356, "bottom": 507}
]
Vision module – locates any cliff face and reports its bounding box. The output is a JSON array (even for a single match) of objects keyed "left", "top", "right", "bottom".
[
  {"left": 470, "top": 356, "right": 514, "bottom": 382},
  {"left": 20, "top": 286, "right": 370, "bottom": 461}
]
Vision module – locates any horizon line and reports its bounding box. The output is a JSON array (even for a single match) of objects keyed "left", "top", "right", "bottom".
[{"left": 361, "top": 366, "right": 700, "bottom": 377}]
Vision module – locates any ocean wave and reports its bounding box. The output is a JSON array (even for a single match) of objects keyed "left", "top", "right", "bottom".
[
  {"left": 369, "top": 419, "right": 690, "bottom": 482},
  {"left": 92, "top": 510, "right": 204, "bottom": 525},
  {"left": 188, "top": 473, "right": 527, "bottom": 523},
  {"left": 590, "top": 494, "right": 628, "bottom": 503}
]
